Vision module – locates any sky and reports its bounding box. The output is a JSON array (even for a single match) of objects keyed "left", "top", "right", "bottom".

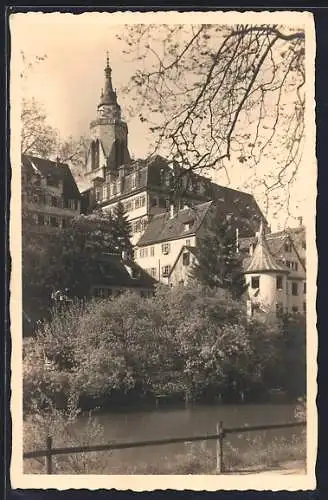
[{"left": 11, "top": 12, "right": 315, "bottom": 231}]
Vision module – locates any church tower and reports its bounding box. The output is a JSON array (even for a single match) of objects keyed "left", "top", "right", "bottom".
[{"left": 85, "top": 54, "right": 130, "bottom": 183}]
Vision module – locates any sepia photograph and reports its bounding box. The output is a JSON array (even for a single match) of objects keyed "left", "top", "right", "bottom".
[{"left": 9, "top": 10, "right": 317, "bottom": 491}]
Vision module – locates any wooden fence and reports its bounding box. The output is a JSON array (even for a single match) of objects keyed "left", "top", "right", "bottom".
[{"left": 23, "top": 420, "right": 306, "bottom": 474}]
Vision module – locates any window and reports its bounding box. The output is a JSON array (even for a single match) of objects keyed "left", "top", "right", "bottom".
[
  {"left": 162, "top": 265, "right": 171, "bottom": 277},
  {"left": 95, "top": 189, "right": 101, "bottom": 202},
  {"left": 131, "top": 174, "right": 137, "bottom": 189},
  {"left": 251, "top": 276, "right": 260, "bottom": 289},
  {"left": 284, "top": 242, "right": 292, "bottom": 252},
  {"left": 39, "top": 194, "right": 46, "bottom": 205},
  {"left": 292, "top": 306, "right": 299, "bottom": 313},
  {"left": 162, "top": 243, "right": 170, "bottom": 255},
  {"left": 182, "top": 252, "right": 190, "bottom": 266},
  {"left": 286, "top": 260, "right": 291, "bottom": 268},
  {"left": 140, "top": 195, "right": 146, "bottom": 207},
  {"left": 185, "top": 239, "right": 191, "bottom": 247},
  {"left": 68, "top": 199, "right": 76, "bottom": 210},
  {"left": 116, "top": 181, "right": 121, "bottom": 195},
  {"left": 302, "top": 241, "right": 306, "bottom": 250},
  {"left": 150, "top": 246, "right": 155, "bottom": 257},
  {"left": 184, "top": 222, "right": 191, "bottom": 232},
  {"left": 276, "top": 276, "right": 283, "bottom": 290},
  {"left": 50, "top": 216, "right": 59, "bottom": 227},
  {"left": 140, "top": 218, "right": 147, "bottom": 231},
  {"left": 150, "top": 268, "right": 157, "bottom": 278},
  {"left": 135, "top": 197, "right": 140, "bottom": 209},
  {"left": 304, "top": 282, "right": 306, "bottom": 294},
  {"left": 37, "top": 214, "right": 45, "bottom": 225},
  {"left": 51, "top": 196, "right": 58, "bottom": 207},
  {"left": 139, "top": 247, "right": 148, "bottom": 258},
  {"left": 62, "top": 218, "right": 67, "bottom": 228},
  {"left": 292, "top": 282, "right": 298, "bottom": 296},
  {"left": 303, "top": 302, "right": 306, "bottom": 314}
]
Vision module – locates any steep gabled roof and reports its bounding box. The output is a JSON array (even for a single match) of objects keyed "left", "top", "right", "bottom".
[
  {"left": 93, "top": 253, "right": 157, "bottom": 288},
  {"left": 168, "top": 245, "right": 199, "bottom": 277},
  {"left": 22, "top": 154, "right": 81, "bottom": 201},
  {"left": 137, "top": 201, "right": 213, "bottom": 246},
  {"left": 244, "top": 228, "right": 290, "bottom": 274},
  {"left": 240, "top": 228, "right": 306, "bottom": 276}
]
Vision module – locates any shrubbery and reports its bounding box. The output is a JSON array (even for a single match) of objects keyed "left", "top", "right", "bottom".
[{"left": 23, "top": 284, "right": 306, "bottom": 413}]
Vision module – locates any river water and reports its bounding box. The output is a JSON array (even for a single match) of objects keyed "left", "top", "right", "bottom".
[{"left": 71, "top": 403, "right": 304, "bottom": 474}]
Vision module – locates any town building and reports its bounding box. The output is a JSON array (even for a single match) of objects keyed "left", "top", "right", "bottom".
[
  {"left": 89, "top": 252, "right": 156, "bottom": 299},
  {"left": 241, "top": 224, "right": 306, "bottom": 316},
  {"left": 135, "top": 201, "right": 214, "bottom": 283},
  {"left": 22, "top": 154, "right": 81, "bottom": 230},
  {"left": 82, "top": 56, "right": 266, "bottom": 247}
]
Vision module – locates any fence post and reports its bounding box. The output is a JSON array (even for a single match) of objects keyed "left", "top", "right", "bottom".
[
  {"left": 46, "top": 436, "right": 53, "bottom": 474},
  {"left": 216, "top": 421, "right": 224, "bottom": 474}
]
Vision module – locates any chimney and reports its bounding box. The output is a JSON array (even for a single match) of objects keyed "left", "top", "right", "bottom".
[
  {"left": 298, "top": 216, "right": 303, "bottom": 227},
  {"left": 169, "top": 203, "right": 175, "bottom": 219}
]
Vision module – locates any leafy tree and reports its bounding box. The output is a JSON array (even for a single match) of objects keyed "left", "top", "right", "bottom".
[
  {"left": 120, "top": 24, "right": 305, "bottom": 220},
  {"left": 21, "top": 97, "right": 59, "bottom": 158},
  {"left": 112, "top": 202, "right": 133, "bottom": 258},
  {"left": 22, "top": 212, "right": 118, "bottom": 319},
  {"left": 190, "top": 213, "right": 247, "bottom": 299}
]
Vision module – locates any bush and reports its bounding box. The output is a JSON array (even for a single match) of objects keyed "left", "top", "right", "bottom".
[{"left": 23, "top": 284, "right": 306, "bottom": 411}]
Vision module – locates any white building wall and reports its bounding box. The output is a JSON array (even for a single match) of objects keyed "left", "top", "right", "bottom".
[
  {"left": 135, "top": 236, "right": 196, "bottom": 283},
  {"left": 245, "top": 272, "right": 289, "bottom": 314},
  {"left": 286, "top": 279, "right": 306, "bottom": 314}
]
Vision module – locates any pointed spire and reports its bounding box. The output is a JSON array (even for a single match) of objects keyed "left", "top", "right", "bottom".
[
  {"left": 98, "top": 52, "right": 117, "bottom": 107},
  {"left": 245, "top": 221, "right": 289, "bottom": 274}
]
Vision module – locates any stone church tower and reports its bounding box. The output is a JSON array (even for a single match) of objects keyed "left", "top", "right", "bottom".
[{"left": 85, "top": 54, "right": 130, "bottom": 184}]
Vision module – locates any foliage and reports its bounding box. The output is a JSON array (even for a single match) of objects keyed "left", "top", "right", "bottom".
[
  {"left": 22, "top": 212, "right": 119, "bottom": 317},
  {"left": 189, "top": 212, "right": 247, "bottom": 299},
  {"left": 23, "top": 284, "right": 305, "bottom": 412},
  {"left": 111, "top": 202, "right": 133, "bottom": 258},
  {"left": 23, "top": 394, "right": 112, "bottom": 474},
  {"left": 120, "top": 24, "right": 305, "bottom": 218},
  {"left": 21, "top": 97, "right": 59, "bottom": 158}
]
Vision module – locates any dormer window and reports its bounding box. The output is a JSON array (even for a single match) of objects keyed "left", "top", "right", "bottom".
[{"left": 184, "top": 222, "right": 192, "bottom": 232}]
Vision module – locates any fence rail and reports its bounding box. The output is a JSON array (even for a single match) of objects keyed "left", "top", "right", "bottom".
[{"left": 24, "top": 420, "right": 306, "bottom": 474}]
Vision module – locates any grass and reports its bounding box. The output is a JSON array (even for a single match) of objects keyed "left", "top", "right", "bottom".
[{"left": 24, "top": 427, "right": 306, "bottom": 474}]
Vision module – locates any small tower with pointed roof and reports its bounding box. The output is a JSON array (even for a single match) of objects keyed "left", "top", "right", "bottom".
[
  {"left": 85, "top": 53, "right": 130, "bottom": 183},
  {"left": 244, "top": 221, "right": 290, "bottom": 316}
]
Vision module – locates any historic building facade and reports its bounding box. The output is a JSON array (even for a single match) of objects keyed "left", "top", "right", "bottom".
[
  {"left": 82, "top": 57, "right": 266, "bottom": 245},
  {"left": 22, "top": 154, "right": 81, "bottom": 231}
]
